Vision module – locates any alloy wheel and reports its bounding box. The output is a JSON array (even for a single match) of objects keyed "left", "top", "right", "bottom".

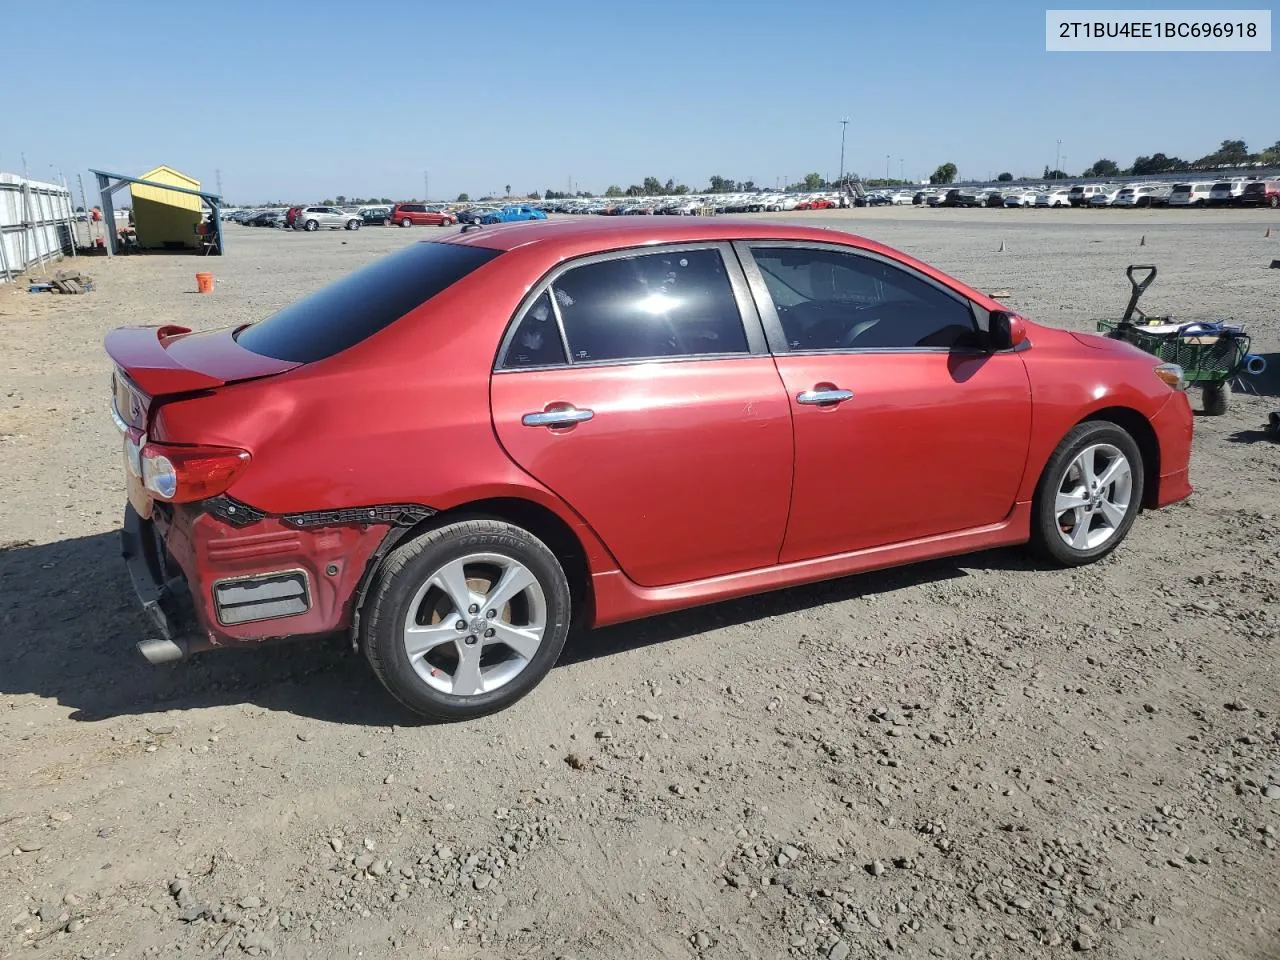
[
  {"left": 1054, "top": 443, "right": 1133, "bottom": 551},
  {"left": 401, "top": 553, "right": 547, "bottom": 697}
]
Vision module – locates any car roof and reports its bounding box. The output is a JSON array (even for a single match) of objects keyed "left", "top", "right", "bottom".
[
  {"left": 434, "top": 217, "right": 998, "bottom": 308},
  {"left": 442, "top": 216, "right": 884, "bottom": 255}
]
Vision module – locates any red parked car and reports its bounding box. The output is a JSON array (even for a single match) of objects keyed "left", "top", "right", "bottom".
[
  {"left": 105, "top": 219, "right": 1193, "bottom": 720},
  {"left": 1238, "top": 180, "right": 1280, "bottom": 208},
  {"left": 389, "top": 203, "right": 456, "bottom": 227}
]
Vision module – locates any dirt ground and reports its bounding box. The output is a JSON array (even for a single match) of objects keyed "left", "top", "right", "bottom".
[{"left": 1, "top": 208, "right": 1278, "bottom": 960}]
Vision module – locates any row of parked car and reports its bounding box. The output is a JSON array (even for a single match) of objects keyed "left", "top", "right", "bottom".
[
  {"left": 225, "top": 175, "right": 1278, "bottom": 231},
  {"left": 225, "top": 202, "right": 549, "bottom": 231},
  {"left": 537, "top": 177, "right": 1278, "bottom": 216}
]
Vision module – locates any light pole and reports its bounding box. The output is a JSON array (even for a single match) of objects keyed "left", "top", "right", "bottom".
[
  {"left": 1055, "top": 139, "right": 1062, "bottom": 177},
  {"left": 838, "top": 118, "right": 849, "bottom": 189},
  {"left": 899, "top": 158, "right": 905, "bottom": 181},
  {"left": 886, "top": 154, "right": 891, "bottom": 180}
]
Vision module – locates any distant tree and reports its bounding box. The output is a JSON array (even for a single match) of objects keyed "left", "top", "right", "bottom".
[
  {"left": 456, "top": 192, "right": 470, "bottom": 202},
  {"left": 504, "top": 184, "right": 511, "bottom": 197},
  {"left": 1082, "top": 159, "right": 1120, "bottom": 177},
  {"left": 996, "top": 172, "right": 1013, "bottom": 182},
  {"left": 625, "top": 184, "right": 644, "bottom": 196},
  {"left": 336, "top": 195, "right": 346, "bottom": 204},
  {"left": 672, "top": 184, "right": 690, "bottom": 195},
  {"left": 1042, "top": 166, "right": 1068, "bottom": 180},
  {"left": 642, "top": 176, "right": 663, "bottom": 195},
  {"left": 1129, "top": 153, "right": 1189, "bottom": 176},
  {"left": 803, "top": 172, "right": 824, "bottom": 190},
  {"left": 322, "top": 198, "right": 334, "bottom": 205},
  {"left": 708, "top": 175, "right": 729, "bottom": 193},
  {"left": 929, "top": 163, "right": 957, "bottom": 185},
  {"left": 1195, "top": 138, "right": 1251, "bottom": 169},
  {"left": 664, "top": 178, "right": 675, "bottom": 193},
  {"left": 604, "top": 185, "right": 623, "bottom": 197},
  {"left": 1260, "top": 141, "right": 1280, "bottom": 165}
]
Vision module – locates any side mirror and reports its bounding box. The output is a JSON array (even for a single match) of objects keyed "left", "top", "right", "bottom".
[{"left": 988, "top": 310, "right": 1028, "bottom": 351}]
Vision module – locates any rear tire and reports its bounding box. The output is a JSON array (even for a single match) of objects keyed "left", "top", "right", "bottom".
[
  {"left": 401, "top": 218, "right": 412, "bottom": 227},
  {"left": 304, "top": 219, "right": 318, "bottom": 231},
  {"left": 1202, "top": 382, "right": 1228, "bottom": 416},
  {"left": 1029, "top": 421, "right": 1144, "bottom": 567},
  {"left": 362, "top": 519, "right": 572, "bottom": 722}
]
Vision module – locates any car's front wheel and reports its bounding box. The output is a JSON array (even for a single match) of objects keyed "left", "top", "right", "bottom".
[
  {"left": 1030, "top": 422, "right": 1144, "bottom": 567},
  {"left": 362, "top": 519, "right": 572, "bottom": 722},
  {"left": 346, "top": 219, "right": 361, "bottom": 230}
]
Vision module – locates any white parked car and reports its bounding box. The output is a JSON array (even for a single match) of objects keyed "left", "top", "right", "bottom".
[
  {"left": 1168, "top": 182, "right": 1213, "bottom": 207},
  {"left": 1068, "top": 184, "right": 1110, "bottom": 206},
  {"left": 1208, "top": 180, "right": 1246, "bottom": 206},
  {"left": 1035, "top": 188, "right": 1072, "bottom": 207},
  {"left": 1002, "top": 189, "right": 1035, "bottom": 207},
  {"left": 1087, "top": 187, "right": 1122, "bottom": 207},
  {"left": 1112, "top": 184, "right": 1170, "bottom": 207}
]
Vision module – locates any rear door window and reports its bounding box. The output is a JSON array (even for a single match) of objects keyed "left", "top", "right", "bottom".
[
  {"left": 236, "top": 242, "right": 501, "bottom": 362},
  {"left": 547, "top": 248, "right": 749, "bottom": 364}
]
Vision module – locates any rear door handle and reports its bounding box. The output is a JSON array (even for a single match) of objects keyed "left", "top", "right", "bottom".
[
  {"left": 796, "top": 388, "right": 854, "bottom": 406},
  {"left": 522, "top": 405, "right": 595, "bottom": 428}
]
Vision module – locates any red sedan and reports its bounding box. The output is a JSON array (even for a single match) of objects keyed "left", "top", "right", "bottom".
[{"left": 105, "top": 219, "right": 1193, "bottom": 720}]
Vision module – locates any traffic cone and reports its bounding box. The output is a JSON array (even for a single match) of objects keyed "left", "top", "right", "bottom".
[
  {"left": 998, "top": 239, "right": 1005, "bottom": 252},
  {"left": 1140, "top": 234, "right": 1146, "bottom": 246},
  {"left": 1267, "top": 226, "right": 1273, "bottom": 238}
]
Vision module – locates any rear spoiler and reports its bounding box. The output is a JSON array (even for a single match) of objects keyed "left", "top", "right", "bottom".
[{"left": 104, "top": 325, "right": 225, "bottom": 397}]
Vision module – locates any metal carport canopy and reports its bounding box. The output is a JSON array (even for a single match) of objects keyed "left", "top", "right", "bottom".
[{"left": 89, "top": 169, "right": 224, "bottom": 257}]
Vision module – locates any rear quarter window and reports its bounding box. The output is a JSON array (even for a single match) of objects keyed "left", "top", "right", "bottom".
[{"left": 236, "top": 242, "right": 501, "bottom": 363}]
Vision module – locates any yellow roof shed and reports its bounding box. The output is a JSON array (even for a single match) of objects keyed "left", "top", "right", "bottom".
[{"left": 131, "top": 165, "right": 203, "bottom": 250}]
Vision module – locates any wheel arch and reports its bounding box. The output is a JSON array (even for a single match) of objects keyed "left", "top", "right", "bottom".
[
  {"left": 351, "top": 497, "right": 596, "bottom": 648},
  {"left": 1080, "top": 406, "right": 1160, "bottom": 509}
]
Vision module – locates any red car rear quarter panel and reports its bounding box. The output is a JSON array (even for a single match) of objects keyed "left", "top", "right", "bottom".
[
  {"left": 1014, "top": 326, "right": 1190, "bottom": 504},
  {"left": 151, "top": 247, "right": 619, "bottom": 576}
]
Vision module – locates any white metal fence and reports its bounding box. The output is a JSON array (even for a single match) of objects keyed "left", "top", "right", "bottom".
[{"left": 0, "top": 173, "right": 76, "bottom": 283}]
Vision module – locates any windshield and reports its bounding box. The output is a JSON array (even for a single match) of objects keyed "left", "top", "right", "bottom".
[{"left": 236, "top": 242, "right": 501, "bottom": 363}]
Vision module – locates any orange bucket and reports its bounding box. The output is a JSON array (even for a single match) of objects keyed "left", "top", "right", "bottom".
[{"left": 195, "top": 272, "right": 215, "bottom": 294}]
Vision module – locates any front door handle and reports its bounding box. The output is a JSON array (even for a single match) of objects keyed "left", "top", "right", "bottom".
[
  {"left": 796, "top": 387, "right": 854, "bottom": 406},
  {"left": 522, "top": 405, "right": 595, "bottom": 428}
]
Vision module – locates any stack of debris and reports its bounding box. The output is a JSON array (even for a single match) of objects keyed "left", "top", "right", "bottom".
[{"left": 28, "top": 269, "right": 94, "bottom": 295}]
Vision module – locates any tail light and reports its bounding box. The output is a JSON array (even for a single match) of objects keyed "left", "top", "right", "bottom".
[{"left": 139, "top": 441, "right": 250, "bottom": 502}]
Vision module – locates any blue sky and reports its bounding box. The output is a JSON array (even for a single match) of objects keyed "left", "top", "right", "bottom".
[{"left": 3, "top": 0, "right": 1273, "bottom": 202}]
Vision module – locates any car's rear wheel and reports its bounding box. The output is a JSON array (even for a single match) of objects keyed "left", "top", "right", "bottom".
[
  {"left": 401, "top": 218, "right": 412, "bottom": 227},
  {"left": 304, "top": 219, "right": 318, "bottom": 231},
  {"left": 1030, "top": 422, "right": 1144, "bottom": 567},
  {"left": 1270, "top": 196, "right": 1278, "bottom": 209},
  {"left": 346, "top": 219, "right": 361, "bottom": 230},
  {"left": 362, "top": 519, "right": 572, "bottom": 722}
]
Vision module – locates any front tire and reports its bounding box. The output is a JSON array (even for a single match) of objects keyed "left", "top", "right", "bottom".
[
  {"left": 1030, "top": 422, "right": 1144, "bottom": 567},
  {"left": 346, "top": 219, "right": 361, "bottom": 230},
  {"left": 362, "top": 519, "right": 572, "bottom": 722}
]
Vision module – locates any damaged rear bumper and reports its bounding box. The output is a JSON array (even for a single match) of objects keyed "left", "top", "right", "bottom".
[{"left": 121, "top": 497, "right": 416, "bottom": 662}]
